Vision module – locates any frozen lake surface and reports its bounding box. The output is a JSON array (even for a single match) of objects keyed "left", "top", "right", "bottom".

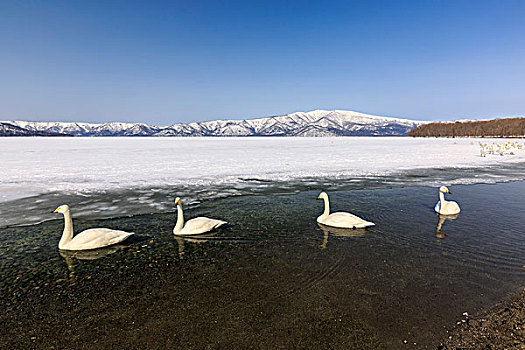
[{"left": 0, "top": 137, "right": 524, "bottom": 227}]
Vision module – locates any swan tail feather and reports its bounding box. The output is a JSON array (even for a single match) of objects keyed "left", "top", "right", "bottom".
[{"left": 109, "top": 232, "right": 134, "bottom": 244}]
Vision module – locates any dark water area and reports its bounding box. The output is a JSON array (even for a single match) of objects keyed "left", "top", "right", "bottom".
[{"left": 1, "top": 182, "right": 524, "bottom": 349}]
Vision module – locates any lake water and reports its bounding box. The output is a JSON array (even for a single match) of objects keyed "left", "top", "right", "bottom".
[{"left": 0, "top": 137, "right": 524, "bottom": 349}]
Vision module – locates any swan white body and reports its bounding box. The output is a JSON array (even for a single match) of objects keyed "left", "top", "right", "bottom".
[
  {"left": 434, "top": 186, "right": 461, "bottom": 215},
  {"left": 53, "top": 205, "right": 134, "bottom": 251},
  {"left": 316, "top": 192, "right": 375, "bottom": 229},
  {"left": 480, "top": 146, "right": 487, "bottom": 157},
  {"left": 173, "top": 197, "right": 227, "bottom": 236}
]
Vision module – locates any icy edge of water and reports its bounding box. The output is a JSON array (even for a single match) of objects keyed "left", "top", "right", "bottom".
[{"left": 1, "top": 162, "right": 524, "bottom": 229}]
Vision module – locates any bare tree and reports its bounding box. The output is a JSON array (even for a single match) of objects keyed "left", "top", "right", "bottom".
[{"left": 408, "top": 118, "right": 525, "bottom": 138}]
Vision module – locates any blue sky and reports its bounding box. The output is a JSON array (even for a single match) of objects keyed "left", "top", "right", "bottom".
[{"left": 1, "top": 0, "right": 524, "bottom": 124}]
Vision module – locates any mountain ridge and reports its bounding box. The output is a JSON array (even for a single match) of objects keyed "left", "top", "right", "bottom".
[
  {"left": 0, "top": 122, "right": 71, "bottom": 136},
  {"left": 1, "top": 109, "right": 425, "bottom": 137}
]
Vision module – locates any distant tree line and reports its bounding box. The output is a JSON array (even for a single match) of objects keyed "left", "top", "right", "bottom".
[{"left": 408, "top": 118, "right": 525, "bottom": 138}]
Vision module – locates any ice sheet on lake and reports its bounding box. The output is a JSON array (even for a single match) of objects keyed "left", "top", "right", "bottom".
[{"left": 0, "top": 137, "right": 524, "bottom": 227}]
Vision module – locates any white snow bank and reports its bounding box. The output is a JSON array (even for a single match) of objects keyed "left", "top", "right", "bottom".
[{"left": 0, "top": 137, "right": 523, "bottom": 202}]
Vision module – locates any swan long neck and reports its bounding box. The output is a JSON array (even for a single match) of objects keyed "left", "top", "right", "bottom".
[
  {"left": 322, "top": 196, "right": 330, "bottom": 217},
  {"left": 59, "top": 210, "right": 74, "bottom": 249},
  {"left": 174, "top": 203, "right": 184, "bottom": 234},
  {"left": 439, "top": 191, "right": 446, "bottom": 204}
]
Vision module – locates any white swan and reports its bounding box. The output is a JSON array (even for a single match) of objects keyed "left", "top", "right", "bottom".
[
  {"left": 53, "top": 205, "right": 134, "bottom": 251},
  {"left": 316, "top": 192, "right": 375, "bottom": 229},
  {"left": 434, "top": 186, "right": 460, "bottom": 215},
  {"left": 173, "top": 197, "right": 227, "bottom": 236},
  {"left": 480, "top": 146, "right": 487, "bottom": 157}
]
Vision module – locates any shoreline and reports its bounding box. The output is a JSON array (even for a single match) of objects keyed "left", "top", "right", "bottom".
[{"left": 441, "top": 288, "right": 525, "bottom": 349}]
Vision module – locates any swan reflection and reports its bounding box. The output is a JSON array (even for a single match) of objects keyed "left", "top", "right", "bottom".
[
  {"left": 318, "top": 223, "right": 368, "bottom": 249},
  {"left": 59, "top": 244, "right": 127, "bottom": 280},
  {"left": 175, "top": 233, "right": 215, "bottom": 259},
  {"left": 435, "top": 213, "right": 459, "bottom": 239},
  {"left": 59, "top": 244, "right": 127, "bottom": 261}
]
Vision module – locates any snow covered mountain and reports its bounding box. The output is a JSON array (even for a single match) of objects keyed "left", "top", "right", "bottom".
[
  {"left": 1, "top": 110, "right": 424, "bottom": 137},
  {"left": 0, "top": 122, "right": 70, "bottom": 136},
  {"left": 5, "top": 120, "right": 162, "bottom": 136}
]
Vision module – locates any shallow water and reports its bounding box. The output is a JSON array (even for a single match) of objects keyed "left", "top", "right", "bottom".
[{"left": 1, "top": 182, "right": 524, "bottom": 349}]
